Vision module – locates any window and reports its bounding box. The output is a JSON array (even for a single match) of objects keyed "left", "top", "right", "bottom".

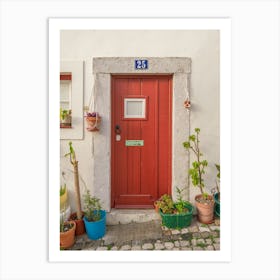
[{"left": 123, "top": 97, "right": 147, "bottom": 119}]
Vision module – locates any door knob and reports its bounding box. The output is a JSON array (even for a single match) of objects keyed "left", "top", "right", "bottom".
[{"left": 115, "top": 125, "right": 121, "bottom": 134}]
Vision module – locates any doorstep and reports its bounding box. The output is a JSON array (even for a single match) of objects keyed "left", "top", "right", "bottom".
[{"left": 106, "top": 209, "right": 161, "bottom": 225}]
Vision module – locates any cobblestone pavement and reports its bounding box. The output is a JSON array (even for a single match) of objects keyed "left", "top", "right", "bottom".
[{"left": 70, "top": 216, "right": 220, "bottom": 251}]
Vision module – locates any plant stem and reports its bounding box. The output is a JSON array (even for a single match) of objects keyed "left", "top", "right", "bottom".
[
  {"left": 196, "top": 131, "right": 203, "bottom": 194},
  {"left": 73, "top": 161, "right": 82, "bottom": 220}
]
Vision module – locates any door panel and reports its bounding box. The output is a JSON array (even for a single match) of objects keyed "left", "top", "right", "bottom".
[{"left": 111, "top": 75, "right": 172, "bottom": 208}]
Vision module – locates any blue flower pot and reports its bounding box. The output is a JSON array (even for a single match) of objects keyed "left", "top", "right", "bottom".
[{"left": 83, "top": 210, "right": 106, "bottom": 240}]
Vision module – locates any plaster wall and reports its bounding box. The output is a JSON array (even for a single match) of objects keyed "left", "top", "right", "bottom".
[{"left": 60, "top": 30, "right": 220, "bottom": 212}]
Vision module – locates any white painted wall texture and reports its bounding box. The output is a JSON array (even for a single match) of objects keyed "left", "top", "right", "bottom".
[{"left": 60, "top": 30, "right": 220, "bottom": 212}]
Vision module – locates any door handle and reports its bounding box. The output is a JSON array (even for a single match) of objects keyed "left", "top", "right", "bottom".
[{"left": 115, "top": 125, "right": 121, "bottom": 134}]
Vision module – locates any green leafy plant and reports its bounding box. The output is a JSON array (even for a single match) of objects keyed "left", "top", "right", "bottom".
[
  {"left": 215, "top": 164, "right": 220, "bottom": 193},
  {"left": 83, "top": 189, "right": 102, "bottom": 222},
  {"left": 156, "top": 194, "right": 175, "bottom": 214},
  {"left": 183, "top": 128, "right": 208, "bottom": 198},
  {"left": 174, "top": 187, "right": 189, "bottom": 214},
  {"left": 60, "top": 108, "right": 71, "bottom": 121},
  {"left": 60, "top": 184, "right": 66, "bottom": 196}
]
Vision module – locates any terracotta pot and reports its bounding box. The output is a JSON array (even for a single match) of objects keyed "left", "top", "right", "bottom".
[
  {"left": 195, "top": 194, "right": 215, "bottom": 224},
  {"left": 154, "top": 202, "right": 160, "bottom": 213},
  {"left": 60, "top": 221, "right": 76, "bottom": 249},
  {"left": 69, "top": 212, "right": 86, "bottom": 236},
  {"left": 85, "top": 116, "right": 101, "bottom": 131}
]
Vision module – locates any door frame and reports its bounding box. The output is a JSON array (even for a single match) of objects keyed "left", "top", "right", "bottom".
[
  {"left": 110, "top": 74, "right": 173, "bottom": 208},
  {"left": 91, "top": 57, "right": 191, "bottom": 211}
]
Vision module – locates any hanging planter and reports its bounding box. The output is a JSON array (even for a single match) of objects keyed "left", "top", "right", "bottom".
[{"left": 85, "top": 112, "right": 101, "bottom": 132}]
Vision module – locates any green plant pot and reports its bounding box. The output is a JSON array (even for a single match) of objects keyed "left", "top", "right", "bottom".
[
  {"left": 214, "top": 192, "right": 220, "bottom": 217},
  {"left": 159, "top": 203, "right": 193, "bottom": 229}
]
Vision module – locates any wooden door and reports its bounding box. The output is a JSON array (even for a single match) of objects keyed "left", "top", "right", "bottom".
[{"left": 111, "top": 75, "right": 172, "bottom": 208}]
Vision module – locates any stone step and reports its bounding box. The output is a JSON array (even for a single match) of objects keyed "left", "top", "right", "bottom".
[{"left": 106, "top": 209, "right": 161, "bottom": 225}]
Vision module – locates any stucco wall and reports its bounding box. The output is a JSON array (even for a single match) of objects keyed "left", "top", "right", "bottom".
[{"left": 60, "top": 30, "right": 220, "bottom": 212}]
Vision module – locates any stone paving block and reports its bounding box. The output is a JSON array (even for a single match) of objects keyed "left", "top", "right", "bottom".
[
  {"left": 131, "top": 245, "right": 142, "bottom": 250},
  {"left": 205, "top": 239, "right": 213, "bottom": 245},
  {"left": 201, "top": 232, "right": 210, "bottom": 238},
  {"left": 181, "top": 233, "right": 192, "bottom": 240},
  {"left": 171, "top": 229, "right": 181, "bottom": 235},
  {"left": 210, "top": 231, "right": 219, "bottom": 238},
  {"left": 191, "top": 239, "right": 197, "bottom": 246},
  {"left": 172, "top": 248, "right": 180, "bottom": 250},
  {"left": 206, "top": 245, "right": 214, "bottom": 250},
  {"left": 154, "top": 243, "right": 165, "bottom": 250},
  {"left": 197, "top": 239, "right": 205, "bottom": 244},
  {"left": 164, "top": 242, "right": 174, "bottom": 250},
  {"left": 110, "top": 246, "right": 119, "bottom": 250},
  {"left": 199, "top": 226, "right": 210, "bottom": 232},
  {"left": 181, "top": 228, "right": 189, "bottom": 234},
  {"left": 142, "top": 243, "right": 154, "bottom": 250},
  {"left": 192, "top": 232, "right": 201, "bottom": 238},
  {"left": 180, "top": 240, "right": 190, "bottom": 247},
  {"left": 214, "top": 219, "right": 220, "bottom": 226},
  {"left": 96, "top": 246, "right": 108, "bottom": 250},
  {"left": 213, "top": 244, "right": 220, "bottom": 250},
  {"left": 189, "top": 226, "right": 199, "bottom": 233},
  {"left": 120, "top": 245, "right": 131, "bottom": 250},
  {"left": 174, "top": 241, "right": 180, "bottom": 247},
  {"left": 214, "top": 238, "right": 220, "bottom": 243},
  {"left": 209, "top": 225, "right": 220, "bottom": 231}
]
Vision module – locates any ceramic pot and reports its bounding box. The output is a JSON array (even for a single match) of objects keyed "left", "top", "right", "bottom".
[
  {"left": 60, "top": 221, "right": 76, "bottom": 249},
  {"left": 83, "top": 210, "right": 106, "bottom": 240},
  {"left": 85, "top": 116, "right": 101, "bottom": 131},
  {"left": 195, "top": 194, "right": 215, "bottom": 224},
  {"left": 69, "top": 212, "right": 86, "bottom": 236},
  {"left": 214, "top": 192, "right": 220, "bottom": 217}
]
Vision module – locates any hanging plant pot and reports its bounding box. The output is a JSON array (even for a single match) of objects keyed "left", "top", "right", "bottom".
[
  {"left": 195, "top": 194, "right": 215, "bottom": 224},
  {"left": 60, "top": 221, "right": 76, "bottom": 249},
  {"left": 83, "top": 210, "right": 106, "bottom": 240},
  {"left": 85, "top": 112, "right": 101, "bottom": 131},
  {"left": 69, "top": 212, "right": 86, "bottom": 236}
]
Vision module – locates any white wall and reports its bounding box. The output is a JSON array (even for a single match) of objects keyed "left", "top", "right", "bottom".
[{"left": 60, "top": 30, "right": 220, "bottom": 211}]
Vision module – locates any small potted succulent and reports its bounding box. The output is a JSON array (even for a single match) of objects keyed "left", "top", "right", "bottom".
[
  {"left": 183, "top": 128, "right": 215, "bottom": 224},
  {"left": 85, "top": 111, "right": 101, "bottom": 131},
  {"left": 83, "top": 190, "right": 106, "bottom": 240},
  {"left": 157, "top": 188, "right": 193, "bottom": 229},
  {"left": 60, "top": 108, "right": 72, "bottom": 128},
  {"left": 60, "top": 214, "right": 76, "bottom": 249}
]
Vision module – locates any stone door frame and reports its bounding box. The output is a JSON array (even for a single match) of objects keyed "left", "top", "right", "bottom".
[{"left": 91, "top": 57, "right": 191, "bottom": 211}]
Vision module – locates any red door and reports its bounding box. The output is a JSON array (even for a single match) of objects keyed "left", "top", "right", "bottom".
[{"left": 111, "top": 75, "right": 172, "bottom": 208}]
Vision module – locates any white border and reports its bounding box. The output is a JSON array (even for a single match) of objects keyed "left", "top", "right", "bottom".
[{"left": 49, "top": 18, "right": 231, "bottom": 262}]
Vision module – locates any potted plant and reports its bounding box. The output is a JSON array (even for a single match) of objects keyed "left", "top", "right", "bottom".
[
  {"left": 60, "top": 108, "right": 72, "bottom": 128},
  {"left": 83, "top": 190, "right": 106, "bottom": 240},
  {"left": 60, "top": 214, "right": 76, "bottom": 249},
  {"left": 85, "top": 111, "right": 101, "bottom": 131},
  {"left": 214, "top": 164, "right": 220, "bottom": 217},
  {"left": 183, "top": 128, "right": 214, "bottom": 224},
  {"left": 65, "top": 142, "right": 85, "bottom": 236},
  {"left": 158, "top": 188, "right": 194, "bottom": 229}
]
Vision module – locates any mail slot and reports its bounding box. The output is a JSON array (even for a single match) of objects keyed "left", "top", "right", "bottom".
[{"left": 125, "top": 140, "right": 144, "bottom": 146}]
